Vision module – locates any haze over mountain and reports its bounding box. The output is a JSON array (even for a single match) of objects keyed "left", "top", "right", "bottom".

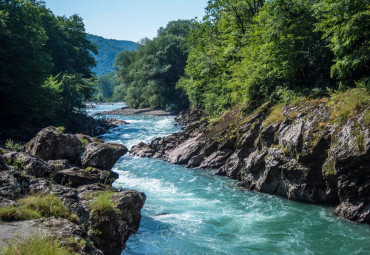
[{"left": 87, "top": 34, "right": 137, "bottom": 75}]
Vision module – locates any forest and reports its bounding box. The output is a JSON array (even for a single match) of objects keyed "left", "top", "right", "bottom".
[
  {"left": 0, "top": 0, "right": 98, "bottom": 139},
  {"left": 0, "top": 0, "right": 369, "bottom": 138},
  {"left": 113, "top": 0, "right": 369, "bottom": 114}
]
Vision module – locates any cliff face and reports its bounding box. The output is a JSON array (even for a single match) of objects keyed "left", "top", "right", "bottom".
[
  {"left": 131, "top": 92, "right": 370, "bottom": 224},
  {"left": 0, "top": 127, "right": 145, "bottom": 254}
]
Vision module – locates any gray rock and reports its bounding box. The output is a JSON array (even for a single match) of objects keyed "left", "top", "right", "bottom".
[
  {"left": 81, "top": 143, "right": 127, "bottom": 170},
  {"left": 0, "top": 155, "right": 9, "bottom": 171},
  {"left": 26, "top": 126, "right": 83, "bottom": 163},
  {"left": 4, "top": 152, "right": 52, "bottom": 178},
  {"left": 48, "top": 159, "right": 71, "bottom": 171},
  {"left": 89, "top": 190, "right": 146, "bottom": 255},
  {"left": 54, "top": 167, "right": 119, "bottom": 188}
]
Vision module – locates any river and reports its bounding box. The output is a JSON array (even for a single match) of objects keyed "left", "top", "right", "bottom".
[{"left": 89, "top": 103, "right": 370, "bottom": 255}]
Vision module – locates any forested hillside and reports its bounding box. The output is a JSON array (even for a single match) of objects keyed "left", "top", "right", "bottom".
[
  {"left": 0, "top": 0, "right": 98, "bottom": 140},
  {"left": 87, "top": 34, "right": 137, "bottom": 75},
  {"left": 114, "top": 0, "right": 369, "bottom": 113}
]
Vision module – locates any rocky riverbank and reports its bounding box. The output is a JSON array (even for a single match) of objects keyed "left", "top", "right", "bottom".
[
  {"left": 0, "top": 127, "right": 145, "bottom": 254},
  {"left": 97, "top": 107, "right": 174, "bottom": 116},
  {"left": 131, "top": 92, "right": 370, "bottom": 224}
]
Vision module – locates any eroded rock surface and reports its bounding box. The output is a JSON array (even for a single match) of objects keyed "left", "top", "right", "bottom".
[
  {"left": 131, "top": 104, "right": 370, "bottom": 224},
  {"left": 0, "top": 127, "right": 145, "bottom": 254},
  {"left": 81, "top": 143, "right": 127, "bottom": 170}
]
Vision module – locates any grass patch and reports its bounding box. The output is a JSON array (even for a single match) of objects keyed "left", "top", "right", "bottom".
[
  {"left": 57, "top": 126, "right": 65, "bottom": 134},
  {"left": 4, "top": 139, "right": 24, "bottom": 152},
  {"left": 364, "top": 109, "right": 370, "bottom": 125},
  {"left": 327, "top": 89, "right": 370, "bottom": 123},
  {"left": 263, "top": 103, "right": 285, "bottom": 127},
  {"left": 2, "top": 235, "right": 77, "bottom": 255},
  {"left": 0, "top": 194, "right": 78, "bottom": 223},
  {"left": 6, "top": 158, "right": 24, "bottom": 171},
  {"left": 89, "top": 191, "right": 118, "bottom": 215},
  {"left": 79, "top": 138, "right": 89, "bottom": 149}
]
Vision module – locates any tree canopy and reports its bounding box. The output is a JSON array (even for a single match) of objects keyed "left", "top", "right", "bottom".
[
  {"left": 0, "top": 0, "right": 97, "bottom": 133},
  {"left": 114, "top": 20, "right": 192, "bottom": 111}
]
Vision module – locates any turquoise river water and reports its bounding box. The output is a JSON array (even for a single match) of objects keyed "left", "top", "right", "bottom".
[{"left": 89, "top": 103, "right": 370, "bottom": 255}]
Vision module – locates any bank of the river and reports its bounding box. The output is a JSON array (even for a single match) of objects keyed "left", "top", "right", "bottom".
[
  {"left": 92, "top": 102, "right": 370, "bottom": 255},
  {"left": 0, "top": 125, "right": 145, "bottom": 255},
  {"left": 97, "top": 107, "right": 174, "bottom": 116}
]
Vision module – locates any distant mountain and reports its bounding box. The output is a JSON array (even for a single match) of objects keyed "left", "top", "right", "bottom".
[{"left": 87, "top": 34, "right": 137, "bottom": 76}]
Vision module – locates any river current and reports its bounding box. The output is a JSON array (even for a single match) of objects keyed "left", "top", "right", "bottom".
[{"left": 89, "top": 103, "right": 370, "bottom": 255}]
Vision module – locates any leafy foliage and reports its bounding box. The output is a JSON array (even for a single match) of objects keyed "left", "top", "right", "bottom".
[
  {"left": 0, "top": 0, "right": 97, "bottom": 135},
  {"left": 177, "top": 0, "right": 368, "bottom": 115},
  {"left": 314, "top": 0, "right": 370, "bottom": 88},
  {"left": 114, "top": 20, "right": 192, "bottom": 111},
  {"left": 93, "top": 72, "right": 120, "bottom": 102}
]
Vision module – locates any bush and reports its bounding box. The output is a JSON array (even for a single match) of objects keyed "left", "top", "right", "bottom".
[
  {"left": 4, "top": 139, "right": 24, "bottom": 152},
  {"left": 0, "top": 194, "right": 78, "bottom": 223},
  {"left": 2, "top": 235, "right": 76, "bottom": 255}
]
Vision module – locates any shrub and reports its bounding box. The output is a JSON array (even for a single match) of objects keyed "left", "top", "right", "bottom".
[
  {"left": 2, "top": 235, "right": 77, "bottom": 255},
  {"left": 4, "top": 139, "right": 24, "bottom": 152}
]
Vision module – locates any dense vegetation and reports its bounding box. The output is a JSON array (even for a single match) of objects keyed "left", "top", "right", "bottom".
[
  {"left": 0, "top": 0, "right": 98, "bottom": 139},
  {"left": 178, "top": 0, "right": 369, "bottom": 114},
  {"left": 87, "top": 34, "right": 137, "bottom": 75},
  {"left": 114, "top": 20, "right": 192, "bottom": 111},
  {"left": 93, "top": 72, "right": 120, "bottom": 102},
  {"left": 114, "top": 0, "right": 369, "bottom": 114}
]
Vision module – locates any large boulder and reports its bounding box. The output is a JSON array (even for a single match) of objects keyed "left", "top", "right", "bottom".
[
  {"left": 81, "top": 143, "right": 127, "bottom": 170},
  {"left": 25, "top": 126, "right": 83, "bottom": 163},
  {"left": 3, "top": 152, "right": 52, "bottom": 177}
]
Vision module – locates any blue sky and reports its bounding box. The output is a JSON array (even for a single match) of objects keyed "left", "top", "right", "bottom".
[{"left": 43, "top": 0, "right": 207, "bottom": 42}]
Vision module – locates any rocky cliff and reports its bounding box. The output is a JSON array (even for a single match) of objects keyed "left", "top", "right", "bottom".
[
  {"left": 131, "top": 90, "right": 369, "bottom": 224},
  {"left": 0, "top": 127, "right": 145, "bottom": 254}
]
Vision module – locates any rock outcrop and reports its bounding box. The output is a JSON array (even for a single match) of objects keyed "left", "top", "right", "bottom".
[
  {"left": 0, "top": 127, "right": 145, "bottom": 254},
  {"left": 131, "top": 99, "right": 370, "bottom": 224}
]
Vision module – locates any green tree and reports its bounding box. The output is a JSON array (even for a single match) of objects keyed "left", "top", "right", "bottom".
[
  {"left": 315, "top": 0, "right": 370, "bottom": 88},
  {"left": 114, "top": 20, "right": 191, "bottom": 111},
  {"left": 0, "top": 0, "right": 97, "bottom": 137}
]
